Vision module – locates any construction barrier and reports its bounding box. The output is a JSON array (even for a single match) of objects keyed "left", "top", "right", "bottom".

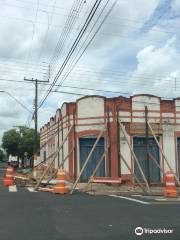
[
  {"left": 92, "top": 177, "right": 122, "bottom": 184},
  {"left": 54, "top": 169, "right": 68, "bottom": 194},
  {"left": 3, "top": 166, "right": 15, "bottom": 187},
  {"left": 164, "top": 171, "right": 178, "bottom": 198}
]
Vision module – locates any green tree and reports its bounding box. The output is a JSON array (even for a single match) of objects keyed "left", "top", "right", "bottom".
[
  {"left": 18, "top": 126, "right": 40, "bottom": 158},
  {"left": 2, "top": 129, "right": 21, "bottom": 156},
  {"left": 0, "top": 149, "right": 5, "bottom": 162},
  {"left": 2, "top": 126, "right": 40, "bottom": 166}
]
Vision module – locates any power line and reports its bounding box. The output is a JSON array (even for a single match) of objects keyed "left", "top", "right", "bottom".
[
  {"left": 56, "top": 0, "right": 118, "bottom": 90},
  {"left": 12, "top": 0, "right": 70, "bottom": 11},
  {"left": 0, "top": 72, "right": 179, "bottom": 88},
  {"left": 0, "top": 2, "right": 70, "bottom": 17},
  {"left": 25, "top": 0, "right": 40, "bottom": 74},
  {"left": 39, "top": 0, "right": 103, "bottom": 108},
  {"left": 35, "top": 0, "right": 57, "bottom": 64},
  {"left": 49, "top": 0, "right": 85, "bottom": 67},
  {"left": 37, "top": 0, "right": 86, "bottom": 103}
]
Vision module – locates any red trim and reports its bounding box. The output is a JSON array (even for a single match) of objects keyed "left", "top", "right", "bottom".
[
  {"left": 67, "top": 103, "right": 76, "bottom": 180},
  {"left": 105, "top": 99, "right": 120, "bottom": 178},
  {"left": 132, "top": 109, "right": 160, "bottom": 113},
  {"left": 76, "top": 122, "right": 105, "bottom": 127},
  {"left": 40, "top": 95, "right": 180, "bottom": 185},
  {"left": 76, "top": 130, "right": 106, "bottom": 138},
  {"left": 104, "top": 102, "right": 109, "bottom": 177},
  {"left": 121, "top": 174, "right": 132, "bottom": 181},
  {"left": 76, "top": 115, "right": 106, "bottom": 120}
]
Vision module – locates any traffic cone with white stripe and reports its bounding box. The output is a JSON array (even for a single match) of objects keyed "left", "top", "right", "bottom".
[
  {"left": 54, "top": 168, "right": 68, "bottom": 194},
  {"left": 3, "top": 166, "right": 15, "bottom": 187},
  {"left": 164, "top": 171, "right": 178, "bottom": 197}
]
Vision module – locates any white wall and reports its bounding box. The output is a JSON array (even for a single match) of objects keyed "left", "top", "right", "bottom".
[
  {"left": 77, "top": 96, "right": 105, "bottom": 132},
  {"left": 132, "top": 95, "right": 160, "bottom": 123},
  {"left": 120, "top": 129, "right": 131, "bottom": 175},
  {"left": 163, "top": 125, "right": 176, "bottom": 173}
]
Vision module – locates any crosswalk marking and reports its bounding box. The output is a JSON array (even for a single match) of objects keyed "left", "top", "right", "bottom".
[
  {"left": 9, "top": 185, "right": 17, "bottom": 192},
  {"left": 7, "top": 185, "right": 38, "bottom": 193}
]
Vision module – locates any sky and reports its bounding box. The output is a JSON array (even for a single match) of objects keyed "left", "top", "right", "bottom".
[{"left": 0, "top": 0, "right": 180, "bottom": 140}]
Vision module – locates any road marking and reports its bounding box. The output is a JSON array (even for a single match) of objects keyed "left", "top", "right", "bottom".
[
  {"left": 156, "top": 198, "right": 167, "bottom": 201},
  {"left": 109, "top": 195, "right": 150, "bottom": 204},
  {"left": 9, "top": 185, "right": 17, "bottom": 192},
  {"left": 27, "top": 187, "right": 37, "bottom": 192},
  {"left": 156, "top": 198, "right": 180, "bottom": 201}
]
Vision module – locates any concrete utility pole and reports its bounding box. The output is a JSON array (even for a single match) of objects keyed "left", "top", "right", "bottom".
[{"left": 24, "top": 78, "right": 49, "bottom": 167}]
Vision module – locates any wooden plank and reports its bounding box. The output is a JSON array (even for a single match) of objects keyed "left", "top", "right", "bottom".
[
  {"left": 92, "top": 178, "right": 121, "bottom": 183},
  {"left": 119, "top": 121, "right": 150, "bottom": 191},
  {"left": 46, "top": 147, "right": 75, "bottom": 184},
  {"left": 148, "top": 122, "right": 180, "bottom": 186},
  {"left": 129, "top": 123, "right": 162, "bottom": 135},
  {"left": 120, "top": 152, "right": 146, "bottom": 191},
  {"left": 70, "top": 127, "right": 105, "bottom": 194},
  {"left": 34, "top": 125, "right": 73, "bottom": 189},
  {"left": 148, "top": 151, "right": 164, "bottom": 175},
  {"left": 84, "top": 151, "right": 106, "bottom": 191}
]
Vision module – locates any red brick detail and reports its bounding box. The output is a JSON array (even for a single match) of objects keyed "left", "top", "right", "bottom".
[
  {"left": 77, "top": 130, "right": 105, "bottom": 138},
  {"left": 105, "top": 99, "right": 120, "bottom": 178},
  {"left": 67, "top": 103, "right": 76, "bottom": 180},
  {"left": 115, "top": 96, "right": 131, "bottom": 111},
  {"left": 161, "top": 100, "right": 175, "bottom": 113},
  {"left": 121, "top": 174, "right": 132, "bottom": 182}
]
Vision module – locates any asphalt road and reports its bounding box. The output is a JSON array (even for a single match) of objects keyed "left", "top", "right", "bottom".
[{"left": 0, "top": 162, "right": 180, "bottom": 240}]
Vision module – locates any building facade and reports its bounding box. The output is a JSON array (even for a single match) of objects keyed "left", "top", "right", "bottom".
[{"left": 40, "top": 94, "right": 180, "bottom": 184}]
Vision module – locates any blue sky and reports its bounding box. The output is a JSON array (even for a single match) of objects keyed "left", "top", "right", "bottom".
[{"left": 0, "top": 0, "right": 180, "bottom": 138}]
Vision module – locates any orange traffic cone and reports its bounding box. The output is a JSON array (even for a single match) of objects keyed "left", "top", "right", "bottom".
[
  {"left": 3, "top": 166, "right": 15, "bottom": 187},
  {"left": 54, "top": 168, "right": 68, "bottom": 194},
  {"left": 164, "top": 171, "right": 178, "bottom": 198}
]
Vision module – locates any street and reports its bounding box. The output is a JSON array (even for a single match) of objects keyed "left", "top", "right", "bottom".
[{"left": 0, "top": 162, "right": 180, "bottom": 240}]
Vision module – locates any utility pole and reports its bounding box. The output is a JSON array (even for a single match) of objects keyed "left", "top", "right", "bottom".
[
  {"left": 35, "top": 79, "right": 38, "bottom": 159},
  {"left": 24, "top": 77, "right": 49, "bottom": 167}
]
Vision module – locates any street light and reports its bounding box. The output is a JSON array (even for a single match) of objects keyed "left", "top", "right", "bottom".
[{"left": 0, "top": 90, "right": 32, "bottom": 114}]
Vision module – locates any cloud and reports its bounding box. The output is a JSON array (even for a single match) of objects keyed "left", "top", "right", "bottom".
[
  {"left": 129, "top": 35, "right": 180, "bottom": 96},
  {"left": 0, "top": 0, "right": 180, "bottom": 141}
]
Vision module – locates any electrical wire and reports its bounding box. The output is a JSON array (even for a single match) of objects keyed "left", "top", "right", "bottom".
[{"left": 55, "top": 0, "right": 119, "bottom": 91}]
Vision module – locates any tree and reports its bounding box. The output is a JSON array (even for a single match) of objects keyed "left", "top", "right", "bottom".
[
  {"left": 18, "top": 126, "right": 40, "bottom": 158},
  {"left": 2, "top": 129, "right": 21, "bottom": 157},
  {"left": 2, "top": 126, "right": 40, "bottom": 166},
  {"left": 0, "top": 149, "right": 5, "bottom": 162}
]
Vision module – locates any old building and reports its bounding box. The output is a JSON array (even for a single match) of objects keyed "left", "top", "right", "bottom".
[{"left": 40, "top": 94, "right": 180, "bottom": 184}]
